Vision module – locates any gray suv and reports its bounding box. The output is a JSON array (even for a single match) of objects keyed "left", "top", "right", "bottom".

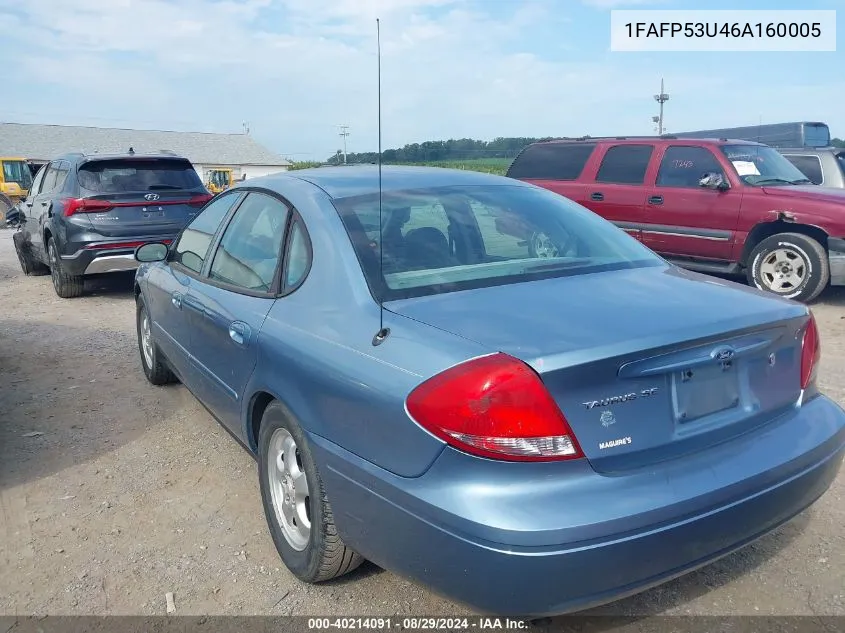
[
  {"left": 8, "top": 150, "right": 212, "bottom": 298},
  {"left": 780, "top": 147, "right": 845, "bottom": 189}
]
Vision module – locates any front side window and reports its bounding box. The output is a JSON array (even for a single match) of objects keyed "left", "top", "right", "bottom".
[
  {"left": 656, "top": 146, "right": 725, "bottom": 188},
  {"left": 782, "top": 155, "right": 823, "bottom": 185},
  {"left": 334, "top": 184, "right": 662, "bottom": 301},
  {"left": 595, "top": 145, "right": 654, "bottom": 185},
  {"left": 209, "top": 192, "right": 288, "bottom": 292},
  {"left": 28, "top": 165, "right": 47, "bottom": 197},
  {"left": 719, "top": 145, "right": 811, "bottom": 187},
  {"left": 173, "top": 193, "right": 241, "bottom": 273}
]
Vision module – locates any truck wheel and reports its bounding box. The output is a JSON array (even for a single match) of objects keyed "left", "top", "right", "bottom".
[
  {"left": 746, "top": 233, "right": 829, "bottom": 303},
  {"left": 13, "top": 232, "right": 49, "bottom": 276},
  {"left": 47, "top": 238, "right": 85, "bottom": 298}
]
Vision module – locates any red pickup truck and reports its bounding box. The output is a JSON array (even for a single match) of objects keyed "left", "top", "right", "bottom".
[{"left": 506, "top": 137, "right": 845, "bottom": 303}]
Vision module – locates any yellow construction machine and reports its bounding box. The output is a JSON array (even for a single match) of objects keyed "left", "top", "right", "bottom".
[
  {"left": 0, "top": 157, "right": 34, "bottom": 223},
  {"left": 205, "top": 168, "right": 234, "bottom": 195}
]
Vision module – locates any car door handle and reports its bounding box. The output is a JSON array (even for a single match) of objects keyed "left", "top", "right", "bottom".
[
  {"left": 648, "top": 195, "right": 664, "bottom": 205},
  {"left": 40, "top": 200, "right": 48, "bottom": 206},
  {"left": 590, "top": 192, "right": 604, "bottom": 201},
  {"left": 171, "top": 293, "right": 182, "bottom": 309},
  {"left": 228, "top": 321, "right": 251, "bottom": 346}
]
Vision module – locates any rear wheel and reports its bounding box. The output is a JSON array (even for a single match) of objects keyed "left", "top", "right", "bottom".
[
  {"left": 258, "top": 402, "right": 364, "bottom": 583},
  {"left": 746, "top": 233, "right": 829, "bottom": 303},
  {"left": 47, "top": 238, "right": 85, "bottom": 298},
  {"left": 13, "top": 232, "right": 49, "bottom": 276},
  {"left": 136, "top": 296, "right": 177, "bottom": 385}
]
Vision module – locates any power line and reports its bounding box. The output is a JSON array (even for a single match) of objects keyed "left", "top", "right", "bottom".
[{"left": 337, "top": 125, "right": 350, "bottom": 164}]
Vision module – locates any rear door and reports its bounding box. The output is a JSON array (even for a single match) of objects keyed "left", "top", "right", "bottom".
[
  {"left": 182, "top": 191, "right": 292, "bottom": 429},
  {"left": 26, "top": 162, "right": 66, "bottom": 259},
  {"left": 643, "top": 144, "right": 742, "bottom": 260},
  {"left": 75, "top": 157, "right": 211, "bottom": 240},
  {"left": 144, "top": 191, "right": 244, "bottom": 380},
  {"left": 580, "top": 144, "right": 655, "bottom": 242}
]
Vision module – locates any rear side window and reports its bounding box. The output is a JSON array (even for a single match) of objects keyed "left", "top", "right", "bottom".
[
  {"left": 506, "top": 143, "right": 596, "bottom": 180},
  {"left": 595, "top": 145, "right": 654, "bottom": 184},
  {"left": 782, "top": 155, "right": 824, "bottom": 185},
  {"left": 209, "top": 192, "right": 288, "bottom": 292},
  {"left": 173, "top": 193, "right": 241, "bottom": 274},
  {"left": 78, "top": 159, "right": 203, "bottom": 193}
]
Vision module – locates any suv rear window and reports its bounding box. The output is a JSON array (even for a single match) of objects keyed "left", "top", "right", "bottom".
[
  {"left": 78, "top": 159, "right": 203, "bottom": 193},
  {"left": 506, "top": 143, "right": 596, "bottom": 180}
]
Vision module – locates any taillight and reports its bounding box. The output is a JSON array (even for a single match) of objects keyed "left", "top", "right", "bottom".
[
  {"left": 800, "top": 313, "right": 821, "bottom": 390},
  {"left": 188, "top": 193, "right": 213, "bottom": 208},
  {"left": 63, "top": 198, "right": 114, "bottom": 216},
  {"left": 406, "top": 353, "right": 584, "bottom": 462}
]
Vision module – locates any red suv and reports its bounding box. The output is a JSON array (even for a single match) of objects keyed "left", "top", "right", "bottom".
[{"left": 507, "top": 137, "right": 845, "bottom": 303}]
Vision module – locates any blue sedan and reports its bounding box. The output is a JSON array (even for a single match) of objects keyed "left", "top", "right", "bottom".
[{"left": 133, "top": 166, "right": 845, "bottom": 616}]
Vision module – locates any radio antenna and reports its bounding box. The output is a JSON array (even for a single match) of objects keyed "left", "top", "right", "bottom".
[{"left": 372, "top": 17, "right": 390, "bottom": 347}]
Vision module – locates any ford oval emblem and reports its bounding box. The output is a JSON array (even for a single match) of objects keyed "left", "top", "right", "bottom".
[{"left": 713, "top": 347, "right": 735, "bottom": 362}]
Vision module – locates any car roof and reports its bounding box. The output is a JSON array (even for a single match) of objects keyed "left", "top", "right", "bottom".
[
  {"left": 55, "top": 151, "right": 191, "bottom": 163},
  {"left": 257, "top": 165, "right": 526, "bottom": 199},
  {"left": 778, "top": 146, "right": 842, "bottom": 154},
  {"left": 533, "top": 137, "right": 766, "bottom": 147}
]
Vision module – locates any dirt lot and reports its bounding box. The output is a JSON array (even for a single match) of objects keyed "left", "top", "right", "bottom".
[{"left": 1, "top": 228, "right": 844, "bottom": 620}]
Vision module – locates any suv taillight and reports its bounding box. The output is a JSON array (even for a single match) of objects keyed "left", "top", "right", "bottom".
[
  {"left": 800, "top": 313, "right": 821, "bottom": 390},
  {"left": 406, "top": 353, "right": 584, "bottom": 462},
  {"left": 63, "top": 198, "right": 114, "bottom": 216}
]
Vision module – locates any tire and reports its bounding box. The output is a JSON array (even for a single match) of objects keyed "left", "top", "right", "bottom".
[
  {"left": 258, "top": 402, "right": 364, "bottom": 583},
  {"left": 13, "top": 232, "right": 49, "bottom": 276},
  {"left": 136, "top": 296, "right": 178, "bottom": 385},
  {"left": 746, "top": 233, "right": 829, "bottom": 303},
  {"left": 47, "top": 238, "right": 85, "bottom": 298}
]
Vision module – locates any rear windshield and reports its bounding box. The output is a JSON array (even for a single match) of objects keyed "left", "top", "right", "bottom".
[
  {"left": 333, "top": 184, "right": 662, "bottom": 301},
  {"left": 506, "top": 143, "right": 596, "bottom": 180},
  {"left": 78, "top": 159, "right": 202, "bottom": 193}
]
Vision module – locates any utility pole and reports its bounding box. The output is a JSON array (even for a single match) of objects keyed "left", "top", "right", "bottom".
[
  {"left": 653, "top": 78, "right": 669, "bottom": 135},
  {"left": 242, "top": 121, "right": 250, "bottom": 135},
  {"left": 337, "top": 125, "right": 350, "bottom": 164}
]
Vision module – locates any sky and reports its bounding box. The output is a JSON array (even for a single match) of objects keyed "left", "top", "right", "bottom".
[{"left": 0, "top": 0, "right": 842, "bottom": 161}]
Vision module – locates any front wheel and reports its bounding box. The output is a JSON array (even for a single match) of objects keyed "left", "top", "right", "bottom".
[
  {"left": 746, "top": 233, "right": 829, "bottom": 303},
  {"left": 258, "top": 402, "right": 364, "bottom": 583}
]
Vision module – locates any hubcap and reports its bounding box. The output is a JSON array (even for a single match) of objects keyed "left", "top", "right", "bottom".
[
  {"left": 759, "top": 247, "right": 806, "bottom": 293},
  {"left": 140, "top": 312, "right": 154, "bottom": 368},
  {"left": 267, "top": 428, "right": 311, "bottom": 551}
]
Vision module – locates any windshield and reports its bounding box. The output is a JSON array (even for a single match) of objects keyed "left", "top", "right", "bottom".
[
  {"left": 720, "top": 145, "right": 812, "bottom": 186},
  {"left": 333, "top": 184, "right": 663, "bottom": 301},
  {"left": 2, "top": 160, "right": 33, "bottom": 189}
]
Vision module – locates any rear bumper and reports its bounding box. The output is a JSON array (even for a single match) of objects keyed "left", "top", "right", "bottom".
[
  {"left": 828, "top": 237, "right": 845, "bottom": 286},
  {"left": 310, "top": 395, "right": 845, "bottom": 616},
  {"left": 60, "top": 238, "right": 174, "bottom": 275}
]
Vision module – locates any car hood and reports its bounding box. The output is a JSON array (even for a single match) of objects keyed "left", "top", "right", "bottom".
[
  {"left": 384, "top": 264, "right": 806, "bottom": 364},
  {"left": 762, "top": 184, "right": 845, "bottom": 205}
]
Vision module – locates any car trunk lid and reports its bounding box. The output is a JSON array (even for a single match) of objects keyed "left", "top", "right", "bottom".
[{"left": 387, "top": 266, "right": 810, "bottom": 472}]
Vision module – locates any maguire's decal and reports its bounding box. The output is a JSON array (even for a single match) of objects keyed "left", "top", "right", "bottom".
[{"left": 599, "top": 437, "right": 632, "bottom": 450}]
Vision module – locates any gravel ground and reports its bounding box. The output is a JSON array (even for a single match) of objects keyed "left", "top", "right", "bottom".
[{"left": 1, "top": 228, "right": 844, "bottom": 620}]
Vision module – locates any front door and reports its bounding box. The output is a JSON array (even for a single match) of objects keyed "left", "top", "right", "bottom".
[
  {"left": 643, "top": 145, "right": 742, "bottom": 261},
  {"left": 151, "top": 191, "right": 245, "bottom": 381},
  {"left": 184, "top": 191, "right": 289, "bottom": 429}
]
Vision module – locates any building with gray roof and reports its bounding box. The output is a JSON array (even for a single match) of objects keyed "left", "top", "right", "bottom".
[{"left": 0, "top": 122, "right": 291, "bottom": 181}]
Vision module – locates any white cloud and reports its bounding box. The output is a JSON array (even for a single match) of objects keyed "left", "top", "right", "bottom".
[{"left": 0, "top": 0, "right": 840, "bottom": 160}]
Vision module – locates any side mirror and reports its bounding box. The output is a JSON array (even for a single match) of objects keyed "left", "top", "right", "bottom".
[
  {"left": 699, "top": 172, "right": 729, "bottom": 191},
  {"left": 4, "top": 208, "right": 21, "bottom": 226},
  {"left": 135, "top": 242, "right": 169, "bottom": 263}
]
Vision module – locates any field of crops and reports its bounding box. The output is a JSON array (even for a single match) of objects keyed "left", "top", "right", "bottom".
[{"left": 402, "top": 157, "right": 513, "bottom": 175}]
